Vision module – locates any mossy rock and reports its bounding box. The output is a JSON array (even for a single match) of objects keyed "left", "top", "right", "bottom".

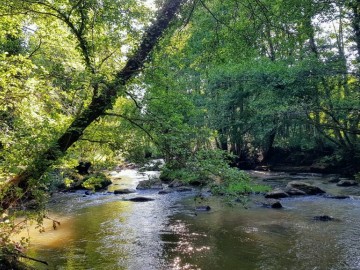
[
  {"left": 136, "top": 178, "right": 163, "bottom": 190},
  {"left": 286, "top": 181, "right": 325, "bottom": 195},
  {"left": 83, "top": 173, "right": 112, "bottom": 191}
]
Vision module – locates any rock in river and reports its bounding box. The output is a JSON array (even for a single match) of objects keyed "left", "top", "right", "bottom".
[
  {"left": 127, "top": 197, "right": 155, "bottom": 202},
  {"left": 114, "top": 188, "right": 136, "bottom": 194},
  {"left": 336, "top": 180, "right": 358, "bottom": 187},
  {"left": 262, "top": 199, "right": 283, "bottom": 209},
  {"left": 324, "top": 194, "right": 350, "bottom": 199},
  {"left": 284, "top": 187, "right": 307, "bottom": 196},
  {"left": 136, "top": 179, "right": 163, "bottom": 190},
  {"left": 313, "top": 215, "right": 337, "bottom": 221},
  {"left": 286, "top": 181, "right": 325, "bottom": 195},
  {"left": 195, "top": 206, "right": 211, "bottom": 211},
  {"left": 327, "top": 176, "right": 340, "bottom": 183},
  {"left": 265, "top": 188, "right": 289, "bottom": 199}
]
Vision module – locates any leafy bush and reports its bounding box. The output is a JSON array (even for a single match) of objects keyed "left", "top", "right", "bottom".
[
  {"left": 160, "top": 149, "right": 269, "bottom": 195},
  {"left": 64, "top": 177, "right": 74, "bottom": 188}
]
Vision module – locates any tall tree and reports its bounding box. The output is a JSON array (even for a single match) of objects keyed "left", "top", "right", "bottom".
[{"left": 1, "top": 0, "right": 188, "bottom": 212}]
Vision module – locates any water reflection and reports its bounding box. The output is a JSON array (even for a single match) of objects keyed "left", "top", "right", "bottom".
[{"left": 26, "top": 200, "right": 133, "bottom": 269}]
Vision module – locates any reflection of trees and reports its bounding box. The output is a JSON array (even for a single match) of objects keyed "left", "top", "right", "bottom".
[{"left": 28, "top": 200, "right": 132, "bottom": 269}]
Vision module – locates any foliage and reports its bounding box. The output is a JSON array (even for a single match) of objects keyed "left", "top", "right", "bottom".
[
  {"left": 82, "top": 173, "right": 112, "bottom": 191},
  {"left": 160, "top": 149, "right": 268, "bottom": 195},
  {"left": 142, "top": 0, "right": 360, "bottom": 170}
]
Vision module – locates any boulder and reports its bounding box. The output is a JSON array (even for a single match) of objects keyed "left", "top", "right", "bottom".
[
  {"left": 262, "top": 199, "right": 283, "bottom": 209},
  {"left": 85, "top": 190, "right": 95, "bottom": 195},
  {"left": 336, "top": 180, "right": 358, "bottom": 187},
  {"left": 136, "top": 179, "right": 163, "bottom": 190},
  {"left": 114, "top": 188, "right": 136, "bottom": 194},
  {"left": 265, "top": 188, "right": 289, "bottom": 199},
  {"left": 127, "top": 197, "right": 155, "bottom": 202},
  {"left": 284, "top": 187, "right": 307, "bottom": 196},
  {"left": 286, "top": 181, "right": 325, "bottom": 195}
]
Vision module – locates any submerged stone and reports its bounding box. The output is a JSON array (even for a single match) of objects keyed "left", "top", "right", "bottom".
[
  {"left": 324, "top": 195, "right": 350, "bottom": 199},
  {"left": 175, "top": 187, "right": 192, "bottom": 192},
  {"left": 195, "top": 206, "right": 211, "bottom": 211},
  {"left": 313, "top": 215, "right": 337, "bottom": 221}
]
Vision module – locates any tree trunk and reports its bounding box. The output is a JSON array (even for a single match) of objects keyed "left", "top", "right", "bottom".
[
  {"left": 1, "top": 0, "right": 186, "bottom": 211},
  {"left": 261, "top": 128, "right": 276, "bottom": 162}
]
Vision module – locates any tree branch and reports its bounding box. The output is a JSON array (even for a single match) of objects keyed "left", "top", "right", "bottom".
[
  {"left": 27, "top": 39, "right": 42, "bottom": 58},
  {"left": 103, "top": 112, "right": 154, "bottom": 140}
]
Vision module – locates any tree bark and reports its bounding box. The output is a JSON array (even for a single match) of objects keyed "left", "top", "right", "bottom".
[{"left": 1, "top": 0, "right": 186, "bottom": 211}]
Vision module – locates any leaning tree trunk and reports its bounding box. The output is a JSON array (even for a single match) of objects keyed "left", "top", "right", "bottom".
[{"left": 1, "top": 0, "right": 186, "bottom": 211}]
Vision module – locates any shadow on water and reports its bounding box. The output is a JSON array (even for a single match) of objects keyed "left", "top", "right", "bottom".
[{"left": 24, "top": 170, "right": 360, "bottom": 270}]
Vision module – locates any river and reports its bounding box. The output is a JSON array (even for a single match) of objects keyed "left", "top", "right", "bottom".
[{"left": 24, "top": 169, "right": 360, "bottom": 270}]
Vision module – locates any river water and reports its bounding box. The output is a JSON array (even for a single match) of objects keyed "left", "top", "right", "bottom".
[{"left": 24, "top": 170, "right": 360, "bottom": 270}]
